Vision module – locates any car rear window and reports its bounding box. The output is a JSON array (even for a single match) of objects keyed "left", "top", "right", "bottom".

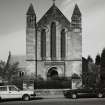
[{"left": 0, "top": 87, "right": 7, "bottom": 91}]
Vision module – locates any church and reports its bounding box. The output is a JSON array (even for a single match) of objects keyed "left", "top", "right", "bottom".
[
  {"left": 25, "top": 1, "right": 82, "bottom": 82},
  {"left": 10, "top": 1, "right": 82, "bottom": 89}
]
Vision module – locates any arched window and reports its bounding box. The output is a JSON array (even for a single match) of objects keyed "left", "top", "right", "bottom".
[
  {"left": 51, "top": 22, "right": 56, "bottom": 60},
  {"left": 18, "top": 71, "right": 25, "bottom": 77},
  {"left": 41, "top": 29, "right": 46, "bottom": 60},
  {"left": 27, "top": 16, "right": 35, "bottom": 28},
  {"left": 61, "top": 29, "right": 66, "bottom": 59}
]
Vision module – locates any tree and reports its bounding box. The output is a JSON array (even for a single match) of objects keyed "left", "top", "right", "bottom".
[
  {"left": 0, "top": 60, "right": 6, "bottom": 78},
  {"left": 101, "top": 48, "right": 105, "bottom": 68},
  {"left": 95, "top": 54, "right": 101, "bottom": 65},
  {"left": 0, "top": 52, "right": 20, "bottom": 84},
  {"left": 87, "top": 55, "right": 93, "bottom": 63},
  {"left": 87, "top": 62, "right": 97, "bottom": 88},
  {"left": 82, "top": 56, "right": 97, "bottom": 88},
  {"left": 100, "top": 48, "right": 105, "bottom": 87},
  {"left": 94, "top": 54, "right": 101, "bottom": 87},
  {"left": 82, "top": 57, "right": 88, "bottom": 87}
]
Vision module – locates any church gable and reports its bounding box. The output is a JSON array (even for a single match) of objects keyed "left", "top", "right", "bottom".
[{"left": 37, "top": 4, "right": 71, "bottom": 30}]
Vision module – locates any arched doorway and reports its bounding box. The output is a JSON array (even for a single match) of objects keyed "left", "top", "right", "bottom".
[{"left": 47, "top": 67, "right": 58, "bottom": 79}]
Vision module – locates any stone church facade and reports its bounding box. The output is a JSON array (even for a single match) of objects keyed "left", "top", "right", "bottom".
[{"left": 26, "top": 3, "right": 82, "bottom": 82}]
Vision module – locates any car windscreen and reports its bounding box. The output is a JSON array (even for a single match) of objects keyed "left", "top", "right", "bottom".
[{"left": 9, "top": 86, "right": 18, "bottom": 91}]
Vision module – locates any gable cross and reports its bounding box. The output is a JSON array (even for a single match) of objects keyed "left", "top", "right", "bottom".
[{"left": 52, "top": 0, "right": 56, "bottom": 5}]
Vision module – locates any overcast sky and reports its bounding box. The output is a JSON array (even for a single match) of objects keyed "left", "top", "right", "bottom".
[{"left": 0, "top": 0, "right": 105, "bottom": 61}]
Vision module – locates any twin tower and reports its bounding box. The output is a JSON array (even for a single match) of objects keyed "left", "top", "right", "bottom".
[{"left": 26, "top": 2, "right": 82, "bottom": 87}]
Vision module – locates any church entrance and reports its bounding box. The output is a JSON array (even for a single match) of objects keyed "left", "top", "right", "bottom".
[{"left": 47, "top": 67, "right": 58, "bottom": 79}]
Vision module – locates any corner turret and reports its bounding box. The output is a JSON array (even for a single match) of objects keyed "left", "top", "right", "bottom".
[
  {"left": 71, "top": 4, "right": 82, "bottom": 32},
  {"left": 26, "top": 3, "right": 36, "bottom": 60},
  {"left": 26, "top": 3, "right": 36, "bottom": 28}
]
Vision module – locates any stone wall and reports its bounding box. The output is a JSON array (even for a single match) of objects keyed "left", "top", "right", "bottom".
[
  {"left": 26, "top": 28, "right": 35, "bottom": 60},
  {"left": 25, "top": 4, "right": 82, "bottom": 88},
  {"left": 65, "top": 61, "right": 82, "bottom": 77}
]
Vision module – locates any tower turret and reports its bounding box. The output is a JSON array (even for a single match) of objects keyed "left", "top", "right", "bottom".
[
  {"left": 71, "top": 4, "right": 82, "bottom": 32},
  {"left": 26, "top": 3, "right": 36, "bottom": 28},
  {"left": 26, "top": 3, "right": 36, "bottom": 60}
]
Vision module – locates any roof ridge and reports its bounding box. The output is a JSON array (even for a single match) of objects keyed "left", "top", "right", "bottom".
[{"left": 37, "top": 4, "right": 71, "bottom": 28}]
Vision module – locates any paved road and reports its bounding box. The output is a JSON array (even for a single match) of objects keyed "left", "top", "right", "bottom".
[{"left": 0, "top": 98, "right": 105, "bottom": 105}]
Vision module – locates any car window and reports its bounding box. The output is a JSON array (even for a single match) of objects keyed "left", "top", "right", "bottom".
[
  {"left": 9, "top": 86, "right": 18, "bottom": 91},
  {"left": 0, "top": 87, "right": 7, "bottom": 91}
]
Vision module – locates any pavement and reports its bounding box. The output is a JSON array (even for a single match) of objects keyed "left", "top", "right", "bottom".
[
  {"left": 0, "top": 97, "right": 105, "bottom": 105},
  {"left": 0, "top": 94, "right": 105, "bottom": 105}
]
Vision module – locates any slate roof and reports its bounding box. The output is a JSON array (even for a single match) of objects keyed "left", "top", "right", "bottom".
[
  {"left": 72, "top": 4, "right": 81, "bottom": 16},
  {"left": 37, "top": 4, "right": 71, "bottom": 29},
  {"left": 26, "top": 3, "right": 36, "bottom": 15},
  {"left": 10, "top": 55, "right": 27, "bottom": 70}
]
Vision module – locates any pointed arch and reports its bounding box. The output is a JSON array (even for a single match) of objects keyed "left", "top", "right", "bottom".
[
  {"left": 41, "top": 29, "right": 46, "bottom": 60},
  {"left": 61, "top": 29, "right": 66, "bottom": 59},
  {"left": 50, "top": 22, "right": 56, "bottom": 60}
]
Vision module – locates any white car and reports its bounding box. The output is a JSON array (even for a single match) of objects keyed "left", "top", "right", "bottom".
[{"left": 0, "top": 85, "right": 36, "bottom": 101}]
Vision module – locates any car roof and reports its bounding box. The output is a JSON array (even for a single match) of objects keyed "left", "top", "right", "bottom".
[{"left": 0, "top": 85, "right": 16, "bottom": 87}]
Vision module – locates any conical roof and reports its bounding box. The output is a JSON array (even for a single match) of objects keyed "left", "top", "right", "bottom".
[
  {"left": 27, "top": 3, "right": 35, "bottom": 15},
  {"left": 72, "top": 4, "right": 81, "bottom": 16}
]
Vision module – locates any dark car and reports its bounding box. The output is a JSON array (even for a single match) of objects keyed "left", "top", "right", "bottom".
[{"left": 63, "top": 88, "right": 105, "bottom": 99}]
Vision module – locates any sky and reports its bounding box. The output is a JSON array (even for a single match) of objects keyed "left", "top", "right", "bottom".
[{"left": 0, "top": 0, "right": 105, "bottom": 61}]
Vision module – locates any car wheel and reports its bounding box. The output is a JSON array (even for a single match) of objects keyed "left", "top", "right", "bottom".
[
  {"left": 97, "top": 93, "right": 103, "bottom": 98},
  {"left": 72, "top": 94, "right": 77, "bottom": 99},
  {"left": 22, "top": 95, "right": 30, "bottom": 101}
]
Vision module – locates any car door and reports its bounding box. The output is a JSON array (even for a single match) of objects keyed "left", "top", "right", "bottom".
[
  {"left": 84, "top": 88, "right": 95, "bottom": 97},
  {"left": 77, "top": 89, "right": 86, "bottom": 96},
  {"left": 0, "top": 86, "right": 9, "bottom": 99},
  {"left": 77, "top": 88, "right": 90, "bottom": 97},
  {"left": 8, "top": 86, "right": 22, "bottom": 99}
]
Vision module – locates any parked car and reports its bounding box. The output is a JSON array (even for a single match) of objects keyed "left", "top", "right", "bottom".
[
  {"left": 0, "top": 85, "right": 36, "bottom": 101},
  {"left": 63, "top": 88, "right": 105, "bottom": 99}
]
